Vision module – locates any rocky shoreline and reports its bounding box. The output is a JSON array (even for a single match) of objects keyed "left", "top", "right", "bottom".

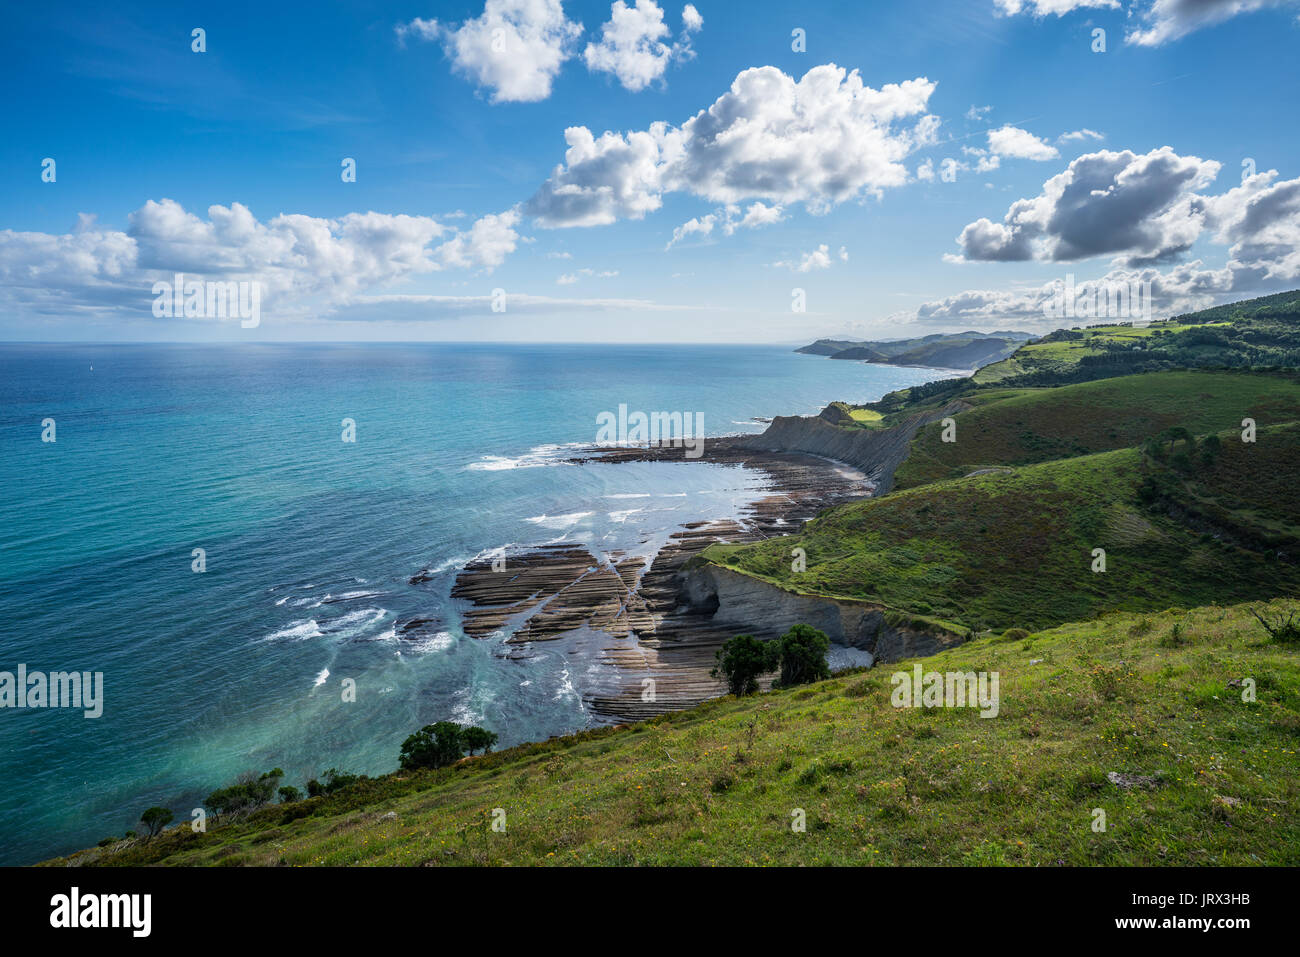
[{"left": 430, "top": 410, "right": 968, "bottom": 722}]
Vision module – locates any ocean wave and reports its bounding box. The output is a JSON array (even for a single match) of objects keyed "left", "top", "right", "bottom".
[
  {"left": 554, "top": 668, "right": 578, "bottom": 702},
  {"left": 525, "top": 511, "right": 593, "bottom": 530},
  {"left": 261, "top": 607, "right": 388, "bottom": 644},
  {"left": 262, "top": 620, "right": 324, "bottom": 642},
  {"left": 607, "top": 508, "right": 642, "bottom": 523},
  {"left": 605, "top": 493, "right": 651, "bottom": 499},
  {"left": 313, "top": 668, "right": 330, "bottom": 688},
  {"left": 320, "top": 607, "right": 389, "bottom": 639},
  {"left": 286, "top": 589, "right": 385, "bottom": 609},
  {"left": 465, "top": 443, "right": 583, "bottom": 471},
  {"left": 404, "top": 631, "right": 455, "bottom": 653},
  {"left": 450, "top": 687, "right": 485, "bottom": 725}
]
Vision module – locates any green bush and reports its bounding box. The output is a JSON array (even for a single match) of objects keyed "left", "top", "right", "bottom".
[
  {"left": 139, "top": 806, "right": 173, "bottom": 838},
  {"left": 398, "top": 722, "right": 500, "bottom": 770},
  {"left": 205, "top": 768, "right": 284, "bottom": 816},
  {"left": 306, "top": 768, "right": 360, "bottom": 797},
  {"left": 712, "top": 634, "right": 777, "bottom": 696},
  {"left": 774, "top": 625, "right": 832, "bottom": 688}
]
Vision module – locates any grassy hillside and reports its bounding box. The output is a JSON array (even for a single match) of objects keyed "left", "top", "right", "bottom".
[
  {"left": 48, "top": 291, "right": 1300, "bottom": 868},
  {"left": 706, "top": 424, "right": 1300, "bottom": 633},
  {"left": 894, "top": 370, "right": 1300, "bottom": 489},
  {"left": 799, "top": 331, "right": 1032, "bottom": 370},
  {"left": 876, "top": 336, "right": 1022, "bottom": 370},
  {"left": 972, "top": 289, "right": 1300, "bottom": 388},
  {"left": 56, "top": 599, "right": 1300, "bottom": 866},
  {"left": 855, "top": 289, "right": 1300, "bottom": 417}
]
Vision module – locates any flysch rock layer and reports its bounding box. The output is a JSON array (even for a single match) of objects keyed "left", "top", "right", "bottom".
[{"left": 437, "top": 412, "right": 967, "bottom": 721}]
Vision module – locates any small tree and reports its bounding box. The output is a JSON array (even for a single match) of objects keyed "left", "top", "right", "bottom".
[
  {"left": 139, "top": 806, "right": 173, "bottom": 838},
  {"left": 1252, "top": 608, "right": 1300, "bottom": 644},
  {"left": 399, "top": 721, "right": 467, "bottom": 770},
  {"left": 461, "top": 726, "right": 499, "bottom": 755},
  {"left": 712, "top": 634, "right": 777, "bottom": 696},
  {"left": 305, "top": 768, "right": 361, "bottom": 797},
  {"left": 774, "top": 624, "right": 831, "bottom": 687},
  {"left": 205, "top": 768, "right": 285, "bottom": 816},
  {"left": 278, "top": 785, "right": 302, "bottom": 804}
]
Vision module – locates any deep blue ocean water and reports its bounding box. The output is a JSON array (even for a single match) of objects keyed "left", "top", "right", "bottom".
[{"left": 0, "top": 342, "right": 949, "bottom": 863}]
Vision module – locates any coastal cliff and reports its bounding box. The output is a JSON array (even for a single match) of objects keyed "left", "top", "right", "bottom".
[
  {"left": 737, "top": 398, "right": 966, "bottom": 493},
  {"left": 678, "top": 562, "right": 965, "bottom": 665}
]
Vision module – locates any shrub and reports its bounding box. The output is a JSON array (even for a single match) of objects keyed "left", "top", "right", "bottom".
[
  {"left": 461, "top": 726, "right": 499, "bottom": 755},
  {"left": 774, "top": 624, "right": 831, "bottom": 687},
  {"left": 1002, "top": 628, "right": 1030, "bottom": 641},
  {"left": 1252, "top": 608, "right": 1300, "bottom": 644},
  {"left": 139, "top": 806, "right": 173, "bottom": 838},
  {"left": 399, "top": 722, "right": 468, "bottom": 770},
  {"left": 205, "top": 768, "right": 284, "bottom": 816},
  {"left": 712, "top": 634, "right": 776, "bottom": 696},
  {"left": 305, "top": 768, "right": 360, "bottom": 797}
]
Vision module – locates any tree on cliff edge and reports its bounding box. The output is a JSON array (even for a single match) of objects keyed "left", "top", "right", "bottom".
[
  {"left": 774, "top": 624, "right": 831, "bottom": 687},
  {"left": 713, "top": 634, "right": 777, "bottom": 696}
]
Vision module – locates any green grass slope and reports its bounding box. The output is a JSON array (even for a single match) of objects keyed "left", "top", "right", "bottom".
[
  {"left": 707, "top": 424, "right": 1300, "bottom": 633},
  {"left": 56, "top": 600, "right": 1300, "bottom": 866},
  {"left": 971, "top": 289, "right": 1300, "bottom": 388},
  {"left": 894, "top": 370, "right": 1300, "bottom": 489},
  {"left": 861, "top": 289, "right": 1300, "bottom": 416}
]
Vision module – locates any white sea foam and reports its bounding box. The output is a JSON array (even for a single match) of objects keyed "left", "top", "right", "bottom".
[
  {"left": 263, "top": 620, "right": 324, "bottom": 642},
  {"left": 554, "top": 668, "right": 578, "bottom": 702},
  {"left": 314, "top": 668, "right": 330, "bottom": 687},
  {"left": 450, "top": 687, "right": 485, "bottom": 725},
  {"left": 525, "top": 511, "right": 593, "bottom": 530},
  {"left": 607, "top": 508, "right": 642, "bottom": 523},
  {"left": 321, "top": 607, "right": 389, "bottom": 640},
  {"left": 605, "top": 493, "right": 651, "bottom": 499},
  {"left": 465, "top": 443, "right": 582, "bottom": 471},
  {"left": 405, "top": 631, "right": 455, "bottom": 653}
]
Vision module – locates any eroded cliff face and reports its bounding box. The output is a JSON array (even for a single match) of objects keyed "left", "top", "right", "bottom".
[
  {"left": 678, "top": 563, "right": 965, "bottom": 667},
  {"left": 736, "top": 399, "right": 967, "bottom": 493}
]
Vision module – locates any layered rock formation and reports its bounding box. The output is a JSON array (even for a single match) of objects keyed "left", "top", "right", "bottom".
[
  {"left": 678, "top": 564, "right": 965, "bottom": 664},
  {"left": 432, "top": 409, "right": 969, "bottom": 721},
  {"left": 735, "top": 399, "right": 968, "bottom": 494}
]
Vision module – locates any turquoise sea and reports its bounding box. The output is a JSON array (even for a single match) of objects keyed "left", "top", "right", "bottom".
[{"left": 0, "top": 342, "right": 949, "bottom": 863}]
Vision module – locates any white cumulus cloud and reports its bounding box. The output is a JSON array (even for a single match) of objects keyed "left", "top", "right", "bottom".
[
  {"left": 0, "top": 200, "right": 523, "bottom": 322},
  {"left": 583, "top": 0, "right": 701, "bottom": 92},
  {"left": 397, "top": 0, "right": 582, "bottom": 104},
  {"left": 987, "top": 125, "right": 1060, "bottom": 161},
  {"left": 527, "top": 63, "right": 939, "bottom": 227},
  {"left": 773, "top": 243, "right": 847, "bottom": 272},
  {"left": 1127, "top": 0, "right": 1300, "bottom": 47},
  {"left": 994, "top": 0, "right": 1119, "bottom": 16},
  {"left": 953, "top": 147, "right": 1222, "bottom": 265}
]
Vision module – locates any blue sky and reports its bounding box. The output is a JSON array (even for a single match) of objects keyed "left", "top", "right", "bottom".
[{"left": 2, "top": 0, "right": 1298, "bottom": 342}]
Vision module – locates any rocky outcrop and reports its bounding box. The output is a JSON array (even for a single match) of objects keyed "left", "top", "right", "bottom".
[
  {"left": 817, "top": 402, "right": 856, "bottom": 426},
  {"left": 736, "top": 399, "right": 967, "bottom": 494},
  {"left": 450, "top": 546, "right": 652, "bottom": 641},
  {"left": 679, "top": 563, "right": 966, "bottom": 665}
]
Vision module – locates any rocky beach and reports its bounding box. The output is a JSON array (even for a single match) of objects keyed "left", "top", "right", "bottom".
[{"left": 432, "top": 405, "right": 967, "bottom": 722}]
